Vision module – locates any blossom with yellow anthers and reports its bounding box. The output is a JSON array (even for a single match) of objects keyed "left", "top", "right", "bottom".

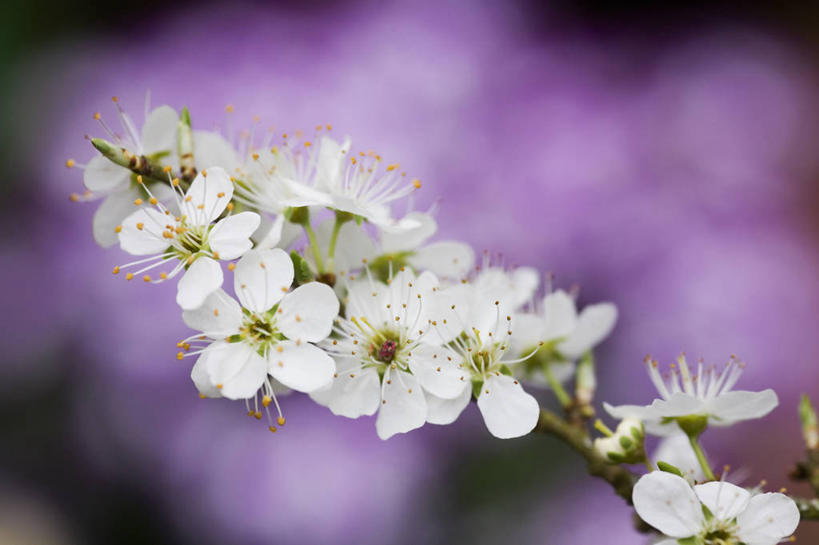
[{"left": 113, "top": 166, "right": 260, "bottom": 310}]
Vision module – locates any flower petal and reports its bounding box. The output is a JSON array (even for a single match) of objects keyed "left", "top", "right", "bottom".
[
  {"left": 140, "top": 105, "right": 178, "bottom": 155},
  {"left": 181, "top": 289, "right": 242, "bottom": 336},
  {"left": 477, "top": 374, "right": 539, "bottom": 439},
  {"left": 182, "top": 167, "right": 233, "bottom": 226},
  {"left": 93, "top": 190, "right": 139, "bottom": 248},
  {"left": 407, "top": 344, "right": 468, "bottom": 399},
  {"left": 233, "top": 248, "right": 294, "bottom": 313},
  {"left": 380, "top": 212, "right": 437, "bottom": 252},
  {"left": 276, "top": 282, "right": 339, "bottom": 343},
  {"left": 204, "top": 341, "right": 266, "bottom": 400},
  {"left": 194, "top": 130, "right": 241, "bottom": 173},
  {"left": 653, "top": 432, "right": 706, "bottom": 482},
  {"left": 118, "top": 207, "right": 172, "bottom": 255},
  {"left": 632, "top": 471, "right": 704, "bottom": 538},
  {"left": 541, "top": 290, "right": 578, "bottom": 340},
  {"left": 410, "top": 241, "right": 475, "bottom": 279},
  {"left": 736, "top": 493, "right": 800, "bottom": 545},
  {"left": 208, "top": 212, "right": 260, "bottom": 260},
  {"left": 425, "top": 386, "right": 471, "bottom": 425},
  {"left": 84, "top": 156, "right": 131, "bottom": 193},
  {"left": 375, "top": 369, "right": 427, "bottom": 440},
  {"left": 650, "top": 392, "right": 706, "bottom": 419},
  {"left": 310, "top": 358, "right": 380, "bottom": 418},
  {"left": 267, "top": 341, "right": 335, "bottom": 393},
  {"left": 558, "top": 302, "right": 617, "bottom": 360},
  {"left": 191, "top": 356, "right": 221, "bottom": 398},
  {"left": 706, "top": 389, "right": 779, "bottom": 426},
  {"left": 176, "top": 257, "right": 224, "bottom": 310},
  {"left": 694, "top": 481, "right": 750, "bottom": 522}
]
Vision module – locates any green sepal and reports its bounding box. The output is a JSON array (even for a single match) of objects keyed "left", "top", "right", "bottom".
[
  {"left": 657, "top": 461, "right": 684, "bottom": 478},
  {"left": 471, "top": 377, "right": 484, "bottom": 399},
  {"left": 676, "top": 415, "right": 708, "bottom": 438},
  {"left": 606, "top": 452, "right": 625, "bottom": 463},
  {"left": 676, "top": 537, "right": 698, "bottom": 545},
  {"left": 91, "top": 137, "right": 131, "bottom": 168},
  {"left": 285, "top": 206, "right": 310, "bottom": 225},
  {"left": 618, "top": 436, "right": 633, "bottom": 450},
  {"left": 225, "top": 334, "right": 243, "bottom": 343},
  {"left": 290, "top": 251, "right": 315, "bottom": 286}
]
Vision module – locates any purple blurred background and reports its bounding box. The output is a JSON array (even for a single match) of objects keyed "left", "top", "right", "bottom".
[{"left": 3, "top": 0, "right": 819, "bottom": 543}]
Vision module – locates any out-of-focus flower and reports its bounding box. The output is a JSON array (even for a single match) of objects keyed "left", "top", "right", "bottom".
[
  {"left": 633, "top": 471, "right": 799, "bottom": 545},
  {"left": 652, "top": 431, "right": 706, "bottom": 483},
  {"left": 77, "top": 103, "right": 178, "bottom": 247},
  {"left": 605, "top": 355, "right": 778, "bottom": 435},
  {"left": 182, "top": 248, "right": 338, "bottom": 414},
  {"left": 116, "top": 167, "right": 259, "bottom": 309}
]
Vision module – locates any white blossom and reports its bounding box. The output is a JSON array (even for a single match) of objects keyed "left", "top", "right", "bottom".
[
  {"left": 181, "top": 248, "right": 339, "bottom": 427},
  {"left": 633, "top": 471, "right": 799, "bottom": 545},
  {"left": 604, "top": 355, "right": 778, "bottom": 435},
  {"left": 115, "top": 167, "right": 260, "bottom": 310}
]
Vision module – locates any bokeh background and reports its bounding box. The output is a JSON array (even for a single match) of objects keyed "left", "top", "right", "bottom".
[{"left": 3, "top": 0, "right": 819, "bottom": 543}]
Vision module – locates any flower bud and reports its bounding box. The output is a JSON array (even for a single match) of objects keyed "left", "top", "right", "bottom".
[{"left": 594, "top": 417, "right": 645, "bottom": 464}]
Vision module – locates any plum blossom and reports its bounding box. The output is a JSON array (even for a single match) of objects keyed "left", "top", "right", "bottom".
[
  {"left": 511, "top": 289, "right": 617, "bottom": 387},
  {"left": 604, "top": 355, "right": 778, "bottom": 435},
  {"left": 115, "top": 167, "right": 260, "bottom": 309},
  {"left": 181, "top": 248, "right": 338, "bottom": 427},
  {"left": 633, "top": 471, "right": 799, "bottom": 545},
  {"left": 311, "top": 268, "right": 442, "bottom": 439}
]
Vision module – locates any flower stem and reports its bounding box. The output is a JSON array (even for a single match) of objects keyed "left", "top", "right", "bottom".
[
  {"left": 687, "top": 435, "right": 716, "bottom": 481},
  {"left": 327, "top": 215, "right": 348, "bottom": 262},
  {"left": 543, "top": 361, "right": 572, "bottom": 408},
  {"left": 303, "top": 223, "right": 325, "bottom": 274}
]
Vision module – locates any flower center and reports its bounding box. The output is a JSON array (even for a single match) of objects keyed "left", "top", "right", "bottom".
[
  {"left": 376, "top": 340, "right": 397, "bottom": 363},
  {"left": 240, "top": 312, "right": 282, "bottom": 348}
]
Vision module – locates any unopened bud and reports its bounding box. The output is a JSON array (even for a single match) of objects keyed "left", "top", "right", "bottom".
[{"left": 594, "top": 417, "right": 645, "bottom": 465}]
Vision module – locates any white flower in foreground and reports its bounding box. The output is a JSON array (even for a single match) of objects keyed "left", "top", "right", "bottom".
[
  {"left": 182, "top": 248, "right": 339, "bottom": 427},
  {"left": 604, "top": 355, "right": 778, "bottom": 435},
  {"left": 511, "top": 289, "right": 617, "bottom": 386},
  {"left": 311, "top": 268, "right": 442, "bottom": 439},
  {"left": 115, "top": 167, "right": 260, "bottom": 310},
  {"left": 408, "top": 282, "right": 542, "bottom": 439},
  {"left": 79, "top": 102, "right": 179, "bottom": 247},
  {"left": 633, "top": 471, "right": 799, "bottom": 545}
]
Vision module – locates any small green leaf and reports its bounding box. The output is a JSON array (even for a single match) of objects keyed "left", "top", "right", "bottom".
[
  {"left": 657, "top": 461, "right": 684, "bottom": 477},
  {"left": 290, "top": 251, "right": 314, "bottom": 285}
]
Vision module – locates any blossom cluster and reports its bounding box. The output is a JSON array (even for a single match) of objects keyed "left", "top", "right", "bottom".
[
  {"left": 69, "top": 99, "right": 617, "bottom": 440},
  {"left": 68, "top": 98, "right": 808, "bottom": 540}
]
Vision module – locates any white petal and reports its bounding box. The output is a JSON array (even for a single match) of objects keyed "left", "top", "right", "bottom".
[
  {"left": 310, "top": 358, "right": 380, "bottom": 418},
  {"left": 410, "top": 241, "right": 475, "bottom": 279},
  {"left": 83, "top": 156, "right": 130, "bottom": 193},
  {"left": 176, "top": 257, "right": 223, "bottom": 310},
  {"left": 194, "top": 130, "right": 241, "bottom": 173},
  {"left": 315, "top": 136, "right": 350, "bottom": 189},
  {"left": 140, "top": 105, "right": 178, "bottom": 155},
  {"left": 509, "top": 267, "right": 540, "bottom": 308},
  {"left": 706, "top": 390, "right": 779, "bottom": 426},
  {"left": 93, "top": 190, "right": 140, "bottom": 248},
  {"left": 509, "top": 312, "right": 548, "bottom": 354},
  {"left": 191, "top": 357, "right": 221, "bottom": 398},
  {"left": 736, "top": 493, "right": 800, "bottom": 545},
  {"left": 208, "top": 212, "right": 260, "bottom": 260},
  {"left": 118, "top": 207, "right": 172, "bottom": 255},
  {"left": 425, "top": 386, "right": 471, "bottom": 425},
  {"left": 650, "top": 393, "right": 706, "bottom": 418},
  {"left": 276, "top": 282, "right": 339, "bottom": 343},
  {"left": 632, "top": 471, "right": 704, "bottom": 538},
  {"left": 204, "top": 341, "right": 266, "bottom": 400},
  {"left": 234, "top": 248, "right": 293, "bottom": 313},
  {"left": 181, "top": 167, "right": 233, "bottom": 226},
  {"left": 267, "top": 341, "right": 335, "bottom": 393},
  {"left": 254, "top": 213, "right": 285, "bottom": 250},
  {"left": 181, "top": 289, "right": 242, "bottom": 336},
  {"left": 376, "top": 369, "right": 427, "bottom": 439},
  {"left": 380, "top": 212, "right": 437, "bottom": 252},
  {"left": 345, "top": 278, "right": 390, "bottom": 326},
  {"left": 477, "top": 375, "right": 539, "bottom": 439},
  {"left": 407, "top": 344, "right": 468, "bottom": 399},
  {"left": 558, "top": 302, "right": 618, "bottom": 360},
  {"left": 694, "top": 481, "right": 750, "bottom": 522},
  {"left": 541, "top": 290, "right": 578, "bottom": 340}
]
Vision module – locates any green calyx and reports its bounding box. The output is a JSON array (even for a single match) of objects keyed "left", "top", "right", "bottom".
[
  {"left": 368, "top": 252, "right": 414, "bottom": 283},
  {"left": 675, "top": 415, "right": 708, "bottom": 438}
]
